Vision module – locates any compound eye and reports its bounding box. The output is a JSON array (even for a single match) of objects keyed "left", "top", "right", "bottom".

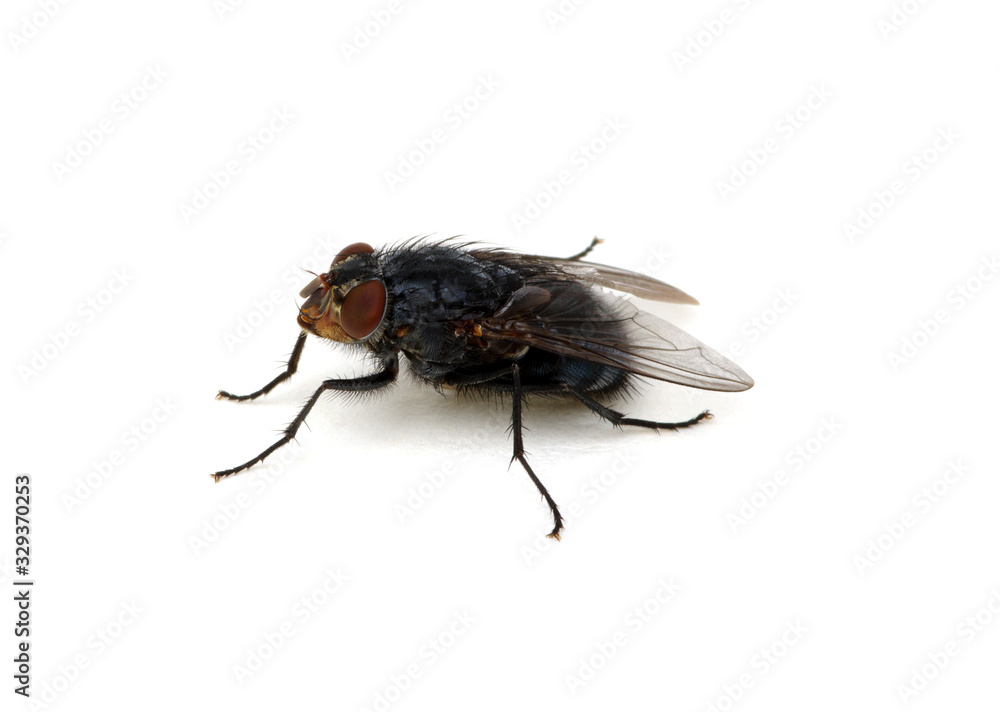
[
  {"left": 333, "top": 242, "right": 374, "bottom": 265},
  {"left": 341, "top": 280, "right": 387, "bottom": 339}
]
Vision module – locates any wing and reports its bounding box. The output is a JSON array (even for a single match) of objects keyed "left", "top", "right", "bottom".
[
  {"left": 481, "top": 284, "right": 753, "bottom": 392},
  {"left": 543, "top": 258, "right": 700, "bottom": 305},
  {"left": 464, "top": 243, "right": 699, "bottom": 305}
]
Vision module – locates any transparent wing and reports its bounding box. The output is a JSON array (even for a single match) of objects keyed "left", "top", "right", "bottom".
[
  {"left": 482, "top": 285, "right": 753, "bottom": 392},
  {"left": 544, "top": 258, "right": 699, "bottom": 305},
  {"left": 464, "top": 242, "right": 699, "bottom": 304}
]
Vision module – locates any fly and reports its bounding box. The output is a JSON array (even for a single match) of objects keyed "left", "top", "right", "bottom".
[{"left": 212, "top": 237, "right": 753, "bottom": 539}]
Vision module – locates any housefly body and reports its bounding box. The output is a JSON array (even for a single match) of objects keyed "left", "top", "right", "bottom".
[{"left": 212, "top": 237, "right": 753, "bottom": 539}]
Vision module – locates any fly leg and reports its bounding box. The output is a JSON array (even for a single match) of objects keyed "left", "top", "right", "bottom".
[
  {"left": 510, "top": 362, "right": 564, "bottom": 540},
  {"left": 565, "top": 236, "right": 603, "bottom": 261},
  {"left": 568, "top": 389, "right": 712, "bottom": 431},
  {"left": 212, "top": 354, "right": 398, "bottom": 481},
  {"left": 217, "top": 331, "right": 308, "bottom": 402}
]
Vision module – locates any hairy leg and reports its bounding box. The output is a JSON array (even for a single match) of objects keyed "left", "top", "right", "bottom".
[
  {"left": 564, "top": 236, "right": 603, "bottom": 261},
  {"left": 510, "top": 362, "right": 564, "bottom": 540},
  {"left": 217, "top": 331, "right": 308, "bottom": 402},
  {"left": 212, "top": 354, "right": 398, "bottom": 481},
  {"left": 568, "top": 389, "right": 712, "bottom": 431}
]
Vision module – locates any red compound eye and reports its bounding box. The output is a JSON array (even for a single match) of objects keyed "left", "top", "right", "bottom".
[
  {"left": 341, "top": 280, "right": 387, "bottom": 339},
  {"left": 333, "top": 242, "right": 374, "bottom": 265}
]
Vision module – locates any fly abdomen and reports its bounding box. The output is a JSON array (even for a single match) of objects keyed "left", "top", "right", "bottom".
[{"left": 511, "top": 348, "right": 630, "bottom": 395}]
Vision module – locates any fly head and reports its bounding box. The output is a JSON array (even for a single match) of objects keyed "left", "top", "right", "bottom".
[{"left": 297, "top": 242, "right": 388, "bottom": 343}]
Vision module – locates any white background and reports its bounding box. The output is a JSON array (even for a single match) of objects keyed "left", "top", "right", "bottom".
[{"left": 3, "top": 1, "right": 999, "bottom": 710}]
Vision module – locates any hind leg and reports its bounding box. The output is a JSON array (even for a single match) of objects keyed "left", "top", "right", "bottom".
[{"left": 568, "top": 389, "right": 712, "bottom": 431}]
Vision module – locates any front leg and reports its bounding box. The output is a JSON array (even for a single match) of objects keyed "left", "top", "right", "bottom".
[
  {"left": 218, "top": 331, "right": 307, "bottom": 402},
  {"left": 212, "top": 353, "right": 398, "bottom": 481}
]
